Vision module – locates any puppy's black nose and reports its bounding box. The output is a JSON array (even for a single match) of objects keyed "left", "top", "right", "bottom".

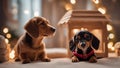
[
  {"left": 81, "top": 42, "right": 86, "bottom": 48},
  {"left": 51, "top": 28, "right": 56, "bottom": 32}
]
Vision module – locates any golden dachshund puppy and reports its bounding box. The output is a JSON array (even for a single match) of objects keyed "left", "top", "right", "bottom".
[
  {"left": 69, "top": 31, "right": 100, "bottom": 63},
  {"left": 14, "top": 17, "right": 56, "bottom": 64}
]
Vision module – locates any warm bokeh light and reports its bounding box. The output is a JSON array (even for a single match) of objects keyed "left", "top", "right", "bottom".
[
  {"left": 24, "top": 9, "right": 29, "bottom": 14},
  {"left": 98, "top": 7, "right": 106, "bottom": 14},
  {"left": 107, "top": 24, "right": 113, "bottom": 31},
  {"left": 92, "top": 0, "right": 99, "bottom": 4},
  {"left": 65, "top": 3, "right": 72, "bottom": 11},
  {"left": 34, "top": 11, "right": 39, "bottom": 17},
  {"left": 73, "top": 29, "right": 80, "bottom": 34},
  {"left": 108, "top": 42, "right": 113, "bottom": 49},
  {"left": 9, "top": 50, "right": 15, "bottom": 59},
  {"left": 81, "top": 28, "right": 84, "bottom": 31},
  {"left": 70, "top": 0, "right": 76, "bottom": 4},
  {"left": 80, "top": 28, "right": 88, "bottom": 31},
  {"left": 109, "top": 33, "right": 115, "bottom": 39},
  {"left": 5, "top": 38, "right": 9, "bottom": 44},
  {"left": 111, "top": 47, "right": 115, "bottom": 51},
  {"left": 6, "top": 33, "right": 12, "bottom": 39},
  {"left": 3, "top": 28, "right": 9, "bottom": 33}
]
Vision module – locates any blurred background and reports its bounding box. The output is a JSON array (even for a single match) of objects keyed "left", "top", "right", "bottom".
[{"left": 0, "top": 0, "right": 120, "bottom": 53}]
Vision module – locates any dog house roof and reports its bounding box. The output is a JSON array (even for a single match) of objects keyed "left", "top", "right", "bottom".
[{"left": 58, "top": 10, "right": 111, "bottom": 25}]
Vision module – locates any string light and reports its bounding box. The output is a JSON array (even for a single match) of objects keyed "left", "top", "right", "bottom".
[
  {"left": 107, "top": 24, "right": 113, "bottom": 31},
  {"left": 9, "top": 50, "right": 15, "bottom": 59},
  {"left": 92, "top": 0, "right": 99, "bottom": 4},
  {"left": 111, "top": 47, "right": 115, "bottom": 51},
  {"left": 5, "top": 38, "right": 9, "bottom": 44},
  {"left": 98, "top": 7, "right": 106, "bottom": 14},
  {"left": 70, "top": 0, "right": 76, "bottom": 4},
  {"left": 3, "top": 28, "right": 9, "bottom": 33},
  {"left": 92, "top": 0, "right": 116, "bottom": 52},
  {"left": 109, "top": 33, "right": 115, "bottom": 39},
  {"left": 108, "top": 42, "right": 113, "bottom": 49},
  {"left": 6, "top": 33, "right": 12, "bottom": 39}
]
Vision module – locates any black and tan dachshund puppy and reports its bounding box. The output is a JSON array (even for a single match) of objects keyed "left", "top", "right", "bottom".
[{"left": 69, "top": 31, "right": 100, "bottom": 63}]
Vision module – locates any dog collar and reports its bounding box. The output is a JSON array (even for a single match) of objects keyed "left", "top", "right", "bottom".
[{"left": 72, "top": 50, "right": 94, "bottom": 59}]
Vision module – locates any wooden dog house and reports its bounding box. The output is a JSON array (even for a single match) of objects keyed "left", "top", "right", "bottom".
[{"left": 58, "top": 10, "right": 111, "bottom": 58}]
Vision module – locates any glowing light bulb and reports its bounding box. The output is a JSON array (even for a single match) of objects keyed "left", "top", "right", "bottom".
[
  {"left": 6, "top": 33, "right": 12, "bottom": 39},
  {"left": 111, "top": 47, "right": 115, "bottom": 51},
  {"left": 70, "top": 0, "right": 76, "bottom": 4},
  {"left": 93, "top": 0, "right": 99, "bottom": 4},
  {"left": 73, "top": 29, "right": 80, "bottom": 34},
  {"left": 109, "top": 33, "right": 115, "bottom": 39},
  {"left": 3, "top": 28, "right": 9, "bottom": 33},
  {"left": 9, "top": 50, "right": 15, "bottom": 59},
  {"left": 107, "top": 24, "right": 113, "bottom": 31},
  {"left": 98, "top": 7, "right": 106, "bottom": 14},
  {"left": 108, "top": 42, "right": 113, "bottom": 49},
  {"left": 5, "top": 38, "right": 9, "bottom": 44}
]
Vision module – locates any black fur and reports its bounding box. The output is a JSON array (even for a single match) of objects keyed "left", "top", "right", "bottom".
[
  {"left": 92, "top": 35, "right": 100, "bottom": 50},
  {"left": 23, "top": 33, "right": 33, "bottom": 47},
  {"left": 69, "top": 40, "right": 76, "bottom": 51}
]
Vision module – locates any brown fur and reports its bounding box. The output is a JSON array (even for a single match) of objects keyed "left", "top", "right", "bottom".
[{"left": 14, "top": 17, "right": 55, "bottom": 64}]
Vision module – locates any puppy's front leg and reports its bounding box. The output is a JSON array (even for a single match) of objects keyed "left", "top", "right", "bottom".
[
  {"left": 41, "top": 52, "right": 51, "bottom": 62},
  {"left": 40, "top": 52, "right": 51, "bottom": 62},
  {"left": 89, "top": 56, "right": 97, "bottom": 63},
  {"left": 72, "top": 56, "right": 79, "bottom": 62},
  {"left": 41, "top": 57, "right": 51, "bottom": 62},
  {"left": 20, "top": 53, "right": 31, "bottom": 64}
]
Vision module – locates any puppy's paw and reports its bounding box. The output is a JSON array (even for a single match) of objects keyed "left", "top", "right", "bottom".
[
  {"left": 72, "top": 56, "right": 79, "bottom": 62},
  {"left": 89, "top": 56, "right": 97, "bottom": 63},
  {"left": 22, "top": 59, "right": 31, "bottom": 64},
  {"left": 41, "top": 58, "right": 51, "bottom": 62},
  {"left": 15, "top": 58, "right": 20, "bottom": 62}
]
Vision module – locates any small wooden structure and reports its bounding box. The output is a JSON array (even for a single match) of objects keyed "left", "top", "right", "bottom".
[{"left": 58, "top": 10, "right": 111, "bottom": 58}]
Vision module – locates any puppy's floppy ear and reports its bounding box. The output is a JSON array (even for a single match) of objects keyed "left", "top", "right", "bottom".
[
  {"left": 24, "top": 18, "right": 39, "bottom": 38},
  {"left": 69, "top": 39, "right": 76, "bottom": 51},
  {"left": 91, "top": 33, "right": 100, "bottom": 50},
  {"left": 74, "top": 35, "right": 78, "bottom": 43}
]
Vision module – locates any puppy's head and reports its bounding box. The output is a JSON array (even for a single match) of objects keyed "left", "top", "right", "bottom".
[
  {"left": 69, "top": 31, "right": 100, "bottom": 51},
  {"left": 24, "top": 17, "right": 56, "bottom": 38}
]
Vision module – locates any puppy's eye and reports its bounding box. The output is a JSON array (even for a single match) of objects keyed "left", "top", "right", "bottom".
[
  {"left": 40, "top": 22, "right": 46, "bottom": 26},
  {"left": 84, "top": 34, "right": 91, "bottom": 41}
]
